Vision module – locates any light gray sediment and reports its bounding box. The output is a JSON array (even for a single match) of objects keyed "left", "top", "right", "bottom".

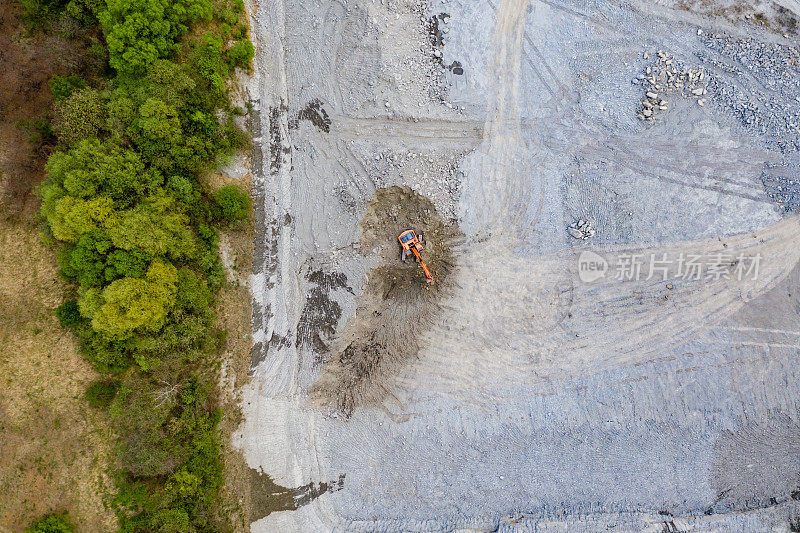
[{"left": 237, "top": 0, "right": 800, "bottom": 530}]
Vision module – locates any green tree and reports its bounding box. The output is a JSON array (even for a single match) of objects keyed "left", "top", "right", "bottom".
[
  {"left": 108, "top": 193, "right": 196, "bottom": 260},
  {"left": 43, "top": 195, "right": 116, "bottom": 243},
  {"left": 105, "top": 248, "right": 151, "bottom": 280},
  {"left": 226, "top": 39, "right": 254, "bottom": 70},
  {"left": 68, "top": 230, "right": 113, "bottom": 287},
  {"left": 100, "top": 0, "right": 213, "bottom": 77},
  {"left": 175, "top": 268, "right": 212, "bottom": 313},
  {"left": 43, "top": 139, "right": 160, "bottom": 204},
  {"left": 129, "top": 97, "right": 183, "bottom": 169},
  {"left": 188, "top": 32, "right": 228, "bottom": 106},
  {"left": 25, "top": 512, "right": 75, "bottom": 533},
  {"left": 86, "top": 259, "right": 178, "bottom": 339}
]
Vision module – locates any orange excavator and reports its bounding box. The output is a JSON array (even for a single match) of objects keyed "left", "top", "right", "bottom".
[{"left": 398, "top": 229, "right": 434, "bottom": 283}]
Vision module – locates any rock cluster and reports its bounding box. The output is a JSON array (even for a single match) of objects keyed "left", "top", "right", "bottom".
[
  {"left": 633, "top": 50, "right": 708, "bottom": 121},
  {"left": 568, "top": 219, "right": 595, "bottom": 240}
]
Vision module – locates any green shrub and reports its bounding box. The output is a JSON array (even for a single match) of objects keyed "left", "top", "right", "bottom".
[
  {"left": 53, "top": 88, "right": 106, "bottom": 146},
  {"left": 227, "top": 39, "right": 254, "bottom": 70},
  {"left": 64, "top": 0, "right": 104, "bottom": 25},
  {"left": 85, "top": 380, "right": 120, "bottom": 408},
  {"left": 55, "top": 299, "right": 83, "bottom": 328},
  {"left": 111, "top": 374, "right": 189, "bottom": 476},
  {"left": 18, "top": 117, "right": 55, "bottom": 145},
  {"left": 213, "top": 184, "right": 250, "bottom": 223},
  {"left": 50, "top": 74, "right": 86, "bottom": 101},
  {"left": 25, "top": 512, "right": 75, "bottom": 533},
  {"left": 77, "top": 329, "right": 133, "bottom": 370},
  {"left": 20, "top": 0, "right": 69, "bottom": 29}
]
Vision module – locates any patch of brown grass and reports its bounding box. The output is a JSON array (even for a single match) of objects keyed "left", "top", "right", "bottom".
[
  {"left": 0, "top": 219, "right": 116, "bottom": 532},
  {"left": 203, "top": 171, "right": 256, "bottom": 532}
]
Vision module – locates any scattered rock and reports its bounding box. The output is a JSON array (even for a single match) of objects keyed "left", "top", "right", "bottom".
[
  {"left": 634, "top": 49, "right": 710, "bottom": 122},
  {"left": 567, "top": 219, "right": 596, "bottom": 240}
]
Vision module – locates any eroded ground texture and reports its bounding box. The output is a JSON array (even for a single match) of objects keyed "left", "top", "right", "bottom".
[{"left": 237, "top": 0, "right": 800, "bottom": 530}]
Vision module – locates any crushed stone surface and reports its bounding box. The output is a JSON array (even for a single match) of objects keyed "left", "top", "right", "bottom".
[{"left": 237, "top": 0, "right": 800, "bottom": 530}]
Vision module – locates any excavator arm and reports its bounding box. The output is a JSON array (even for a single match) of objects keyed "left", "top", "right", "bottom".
[{"left": 411, "top": 247, "right": 434, "bottom": 283}]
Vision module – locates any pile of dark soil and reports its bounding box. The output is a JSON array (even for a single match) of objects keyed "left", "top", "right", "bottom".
[{"left": 310, "top": 186, "right": 462, "bottom": 415}]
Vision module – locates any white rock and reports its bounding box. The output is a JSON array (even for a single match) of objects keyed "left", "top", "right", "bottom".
[{"left": 646, "top": 91, "right": 659, "bottom": 99}]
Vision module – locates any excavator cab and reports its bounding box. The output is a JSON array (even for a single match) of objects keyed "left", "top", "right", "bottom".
[
  {"left": 398, "top": 229, "right": 422, "bottom": 251},
  {"left": 398, "top": 229, "right": 433, "bottom": 283}
]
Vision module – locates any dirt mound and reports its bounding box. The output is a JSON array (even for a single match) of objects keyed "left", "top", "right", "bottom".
[{"left": 309, "top": 186, "right": 462, "bottom": 415}]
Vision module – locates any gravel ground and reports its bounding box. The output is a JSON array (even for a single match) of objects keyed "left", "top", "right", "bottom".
[{"left": 237, "top": 0, "right": 800, "bottom": 530}]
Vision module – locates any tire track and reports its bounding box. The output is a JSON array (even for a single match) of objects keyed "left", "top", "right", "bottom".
[
  {"left": 404, "top": 215, "right": 800, "bottom": 404},
  {"left": 332, "top": 115, "right": 484, "bottom": 144}
]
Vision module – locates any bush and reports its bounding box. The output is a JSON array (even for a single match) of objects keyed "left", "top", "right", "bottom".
[
  {"left": 227, "top": 39, "right": 254, "bottom": 70},
  {"left": 20, "top": 0, "right": 69, "bottom": 29},
  {"left": 85, "top": 380, "right": 120, "bottom": 408},
  {"left": 25, "top": 512, "right": 75, "bottom": 533},
  {"left": 50, "top": 74, "right": 86, "bottom": 101},
  {"left": 213, "top": 184, "right": 250, "bottom": 223},
  {"left": 55, "top": 299, "right": 83, "bottom": 328},
  {"left": 18, "top": 117, "right": 55, "bottom": 146},
  {"left": 53, "top": 88, "right": 106, "bottom": 146}
]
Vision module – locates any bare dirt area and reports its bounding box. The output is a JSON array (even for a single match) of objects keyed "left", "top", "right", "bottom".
[
  {"left": 0, "top": 3, "right": 101, "bottom": 221},
  {"left": 238, "top": 0, "right": 800, "bottom": 529},
  {"left": 0, "top": 219, "right": 115, "bottom": 532},
  {"left": 310, "top": 186, "right": 461, "bottom": 414},
  {"left": 676, "top": 0, "right": 799, "bottom": 35}
]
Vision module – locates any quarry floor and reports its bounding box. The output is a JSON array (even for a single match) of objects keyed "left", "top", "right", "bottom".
[{"left": 236, "top": 0, "right": 800, "bottom": 530}]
